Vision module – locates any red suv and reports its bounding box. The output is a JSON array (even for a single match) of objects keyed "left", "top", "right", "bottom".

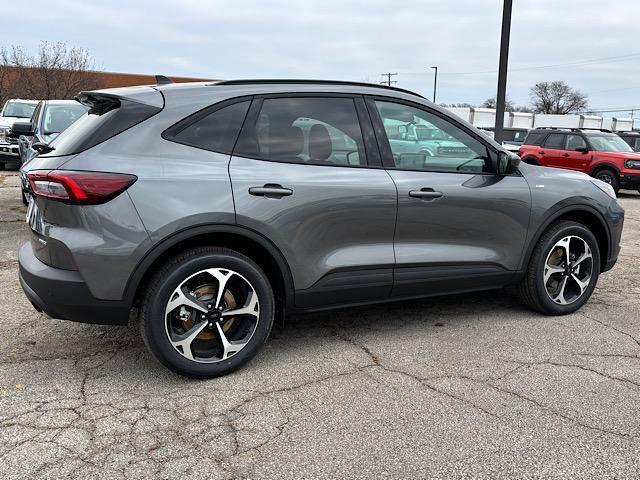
[{"left": 519, "top": 128, "right": 640, "bottom": 193}]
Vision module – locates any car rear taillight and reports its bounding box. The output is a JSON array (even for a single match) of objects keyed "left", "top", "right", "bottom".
[{"left": 27, "top": 170, "right": 137, "bottom": 205}]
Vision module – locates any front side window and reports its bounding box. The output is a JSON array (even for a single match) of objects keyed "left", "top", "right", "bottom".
[
  {"left": 374, "top": 100, "right": 490, "bottom": 173},
  {"left": 589, "top": 135, "right": 634, "bottom": 153},
  {"left": 235, "top": 97, "right": 366, "bottom": 166},
  {"left": 543, "top": 133, "right": 565, "bottom": 150},
  {"left": 566, "top": 134, "right": 587, "bottom": 151}
]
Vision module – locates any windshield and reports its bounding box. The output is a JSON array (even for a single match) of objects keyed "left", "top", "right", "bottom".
[
  {"left": 589, "top": 135, "right": 634, "bottom": 153},
  {"left": 2, "top": 101, "right": 36, "bottom": 119},
  {"left": 42, "top": 104, "right": 88, "bottom": 134}
]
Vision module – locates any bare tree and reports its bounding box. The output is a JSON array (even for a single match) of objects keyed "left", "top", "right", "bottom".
[
  {"left": 0, "top": 42, "right": 100, "bottom": 103},
  {"left": 480, "top": 96, "right": 515, "bottom": 111},
  {"left": 529, "top": 81, "right": 588, "bottom": 114}
]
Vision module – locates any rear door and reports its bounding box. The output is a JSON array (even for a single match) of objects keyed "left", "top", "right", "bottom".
[
  {"left": 229, "top": 94, "right": 398, "bottom": 308},
  {"left": 539, "top": 132, "right": 566, "bottom": 168},
  {"left": 367, "top": 98, "right": 531, "bottom": 298}
]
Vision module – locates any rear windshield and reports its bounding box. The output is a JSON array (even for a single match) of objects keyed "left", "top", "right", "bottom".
[
  {"left": 503, "top": 129, "right": 529, "bottom": 143},
  {"left": 41, "top": 96, "right": 162, "bottom": 157}
]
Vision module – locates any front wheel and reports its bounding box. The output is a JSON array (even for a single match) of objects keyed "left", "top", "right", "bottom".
[
  {"left": 519, "top": 221, "right": 600, "bottom": 315},
  {"left": 594, "top": 169, "right": 620, "bottom": 193},
  {"left": 141, "top": 247, "right": 275, "bottom": 378}
]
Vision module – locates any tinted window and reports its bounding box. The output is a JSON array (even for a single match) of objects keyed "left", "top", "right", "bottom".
[
  {"left": 524, "top": 131, "right": 545, "bottom": 146},
  {"left": 235, "top": 97, "right": 366, "bottom": 166},
  {"left": 543, "top": 133, "right": 565, "bottom": 149},
  {"left": 503, "top": 129, "right": 528, "bottom": 142},
  {"left": 374, "top": 100, "right": 490, "bottom": 173},
  {"left": 169, "top": 101, "right": 250, "bottom": 154},
  {"left": 44, "top": 97, "right": 162, "bottom": 157},
  {"left": 566, "top": 134, "right": 587, "bottom": 151}
]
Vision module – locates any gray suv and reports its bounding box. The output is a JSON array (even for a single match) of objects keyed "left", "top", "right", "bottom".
[{"left": 18, "top": 80, "right": 624, "bottom": 378}]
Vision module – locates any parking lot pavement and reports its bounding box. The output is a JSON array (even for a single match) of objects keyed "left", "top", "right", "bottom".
[{"left": 1, "top": 170, "right": 640, "bottom": 479}]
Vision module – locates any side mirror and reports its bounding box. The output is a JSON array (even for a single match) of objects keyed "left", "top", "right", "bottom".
[
  {"left": 575, "top": 146, "right": 589, "bottom": 153},
  {"left": 11, "top": 121, "right": 34, "bottom": 137},
  {"left": 496, "top": 151, "right": 520, "bottom": 175}
]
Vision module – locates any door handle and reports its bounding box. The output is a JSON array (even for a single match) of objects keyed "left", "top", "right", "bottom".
[
  {"left": 409, "top": 188, "right": 443, "bottom": 200},
  {"left": 249, "top": 184, "right": 293, "bottom": 198},
  {"left": 562, "top": 153, "right": 570, "bottom": 157},
  {"left": 539, "top": 151, "right": 546, "bottom": 155}
]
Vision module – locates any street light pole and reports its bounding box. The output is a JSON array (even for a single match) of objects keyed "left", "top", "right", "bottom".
[
  {"left": 431, "top": 66, "right": 438, "bottom": 103},
  {"left": 494, "top": 0, "right": 513, "bottom": 144}
]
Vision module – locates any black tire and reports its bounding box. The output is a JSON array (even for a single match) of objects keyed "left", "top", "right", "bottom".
[
  {"left": 521, "top": 156, "right": 539, "bottom": 166},
  {"left": 519, "top": 221, "right": 600, "bottom": 315},
  {"left": 140, "top": 247, "right": 275, "bottom": 378},
  {"left": 593, "top": 168, "right": 619, "bottom": 193},
  {"left": 21, "top": 190, "right": 27, "bottom": 206}
]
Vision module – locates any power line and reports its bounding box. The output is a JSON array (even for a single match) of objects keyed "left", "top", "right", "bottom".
[
  {"left": 398, "top": 52, "right": 640, "bottom": 77},
  {"left": 380, "top": 72, "right": 397, "bottom": 86}
]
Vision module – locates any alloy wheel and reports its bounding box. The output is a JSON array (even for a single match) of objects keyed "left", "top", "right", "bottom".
[
  {"left": 543, "top": 236, "right": 593, "bottom": 305},
  {"left": 164, "top": 268, "right": 259, "bottom": 363}
]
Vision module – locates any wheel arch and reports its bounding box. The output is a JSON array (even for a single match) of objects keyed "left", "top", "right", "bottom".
[
  {"left": 124, "top": 224, "right": 295, "bottom": 313},
  {"left": 589, "top": 162, "right": 620, "bottom": 176},
  {"left": 522, "top": 205, "right": 611, "bottom": 273}
]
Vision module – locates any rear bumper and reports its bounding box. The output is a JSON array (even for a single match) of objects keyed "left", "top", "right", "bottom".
[{"left": 18, "top": 243, "right": 131, "bottom": 325}]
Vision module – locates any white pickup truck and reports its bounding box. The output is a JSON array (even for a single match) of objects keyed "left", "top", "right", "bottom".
[{"left": 0, "top": 99, "right": 39, "bottom": 169}]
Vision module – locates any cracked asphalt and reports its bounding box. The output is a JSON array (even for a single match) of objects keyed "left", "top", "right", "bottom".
[{"left": 1, "top": 170, "right": 640, "bottom": 479}]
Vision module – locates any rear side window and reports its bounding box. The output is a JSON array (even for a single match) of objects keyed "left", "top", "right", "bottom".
[
  {"left": 42, "top": 95, "right": 162, "bottom": 157},
  {"left": 524, "top": 131, "right": 545, "bottom": 146},
  {"left": 235, "top": 97, "right": 367, "bottom": 166},
  {"left": 543, "top": 133, "right": 565, "bottom": 149},
  {"left": 164, "top": 100, "right": 250, "bottom": 154}
]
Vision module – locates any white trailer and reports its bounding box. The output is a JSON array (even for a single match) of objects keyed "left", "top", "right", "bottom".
[
  {"left": 470, "top": 108, "right": 510, "bottom": 128},
  {"left": 533, "top": 114, "right": 582, "bottom": 128},
  {"left": 580, "top": 115, "right": 602, "bottom": 129},
  {"left": 613, "top": 117, "right": 634, "bottom": 132},
  {"left": 445, "top": 107, "right": 472, "bottom": 123},
  {"left": 601, "top": 118, "right": 613, "bottom": 130},
  {"left": 509, "top": 112, "right": 534, "bottom": 129}
]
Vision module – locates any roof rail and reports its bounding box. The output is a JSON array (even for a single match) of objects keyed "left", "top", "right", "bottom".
[
  {"left": 534, "top": 126, "right": 614, "bottom": 133},
  {"left": 212, "top": 79, "right": 425, "bottom": 99}
]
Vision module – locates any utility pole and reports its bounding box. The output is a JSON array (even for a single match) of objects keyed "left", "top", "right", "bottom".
[
  {"left": 380, "top": 73, "right": 397, "bottom": 86},
  {"left": 494, "top": 0, "right": 513, "bottom": 144},
  {"left": 430, "top": 66, "right": 438, "bottom": 103}
]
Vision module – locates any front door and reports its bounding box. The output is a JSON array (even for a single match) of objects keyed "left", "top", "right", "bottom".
[
  {"left": 230, "top": 95, "right": 398, "bottom": 308},
  {"left": 557, "top": 134, "right": 590, "bottom": 171},
  {"left": 368, "top": 98, "right": 531, "bottom": 298}
]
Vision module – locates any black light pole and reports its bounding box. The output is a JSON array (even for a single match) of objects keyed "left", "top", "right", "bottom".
[
  {"left": 494, "top": 0, "right": 513, "bottom": 144},
  {"left": 431, "top": 66, "right": 438, "bottom": 103}
]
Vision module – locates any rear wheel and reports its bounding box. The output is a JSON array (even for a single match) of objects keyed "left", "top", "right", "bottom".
[
  {"left": 141, "top": 247, "right": 275, "bottom": 378},
  {"left": 593, "top": 168, "right": 619, "bottom": 193},
  {"left": 519, "top": 221, "right": 600, "bottom": 315}
]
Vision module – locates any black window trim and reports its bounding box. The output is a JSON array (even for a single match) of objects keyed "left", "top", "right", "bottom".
[
  {"left": 231, "top": 92, "right": 382, "bottom": 169},
  {"left": 364, "top": 95, "right": 513, "bottom": 176},
  {"left": 162, "top": 94, "right": 254, "bottom": 155}
]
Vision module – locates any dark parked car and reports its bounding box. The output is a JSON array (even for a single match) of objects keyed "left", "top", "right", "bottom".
[
  {"left": 19, "top": 80, "right": 624, "bottom": 378},
  {"left": 618, "top": 131, "right": 640, "bottom": 152}
]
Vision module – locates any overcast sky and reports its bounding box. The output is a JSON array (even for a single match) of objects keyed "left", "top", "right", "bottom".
[{"left": 4, "top": 0, "right": 640, "bottom": 118}]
